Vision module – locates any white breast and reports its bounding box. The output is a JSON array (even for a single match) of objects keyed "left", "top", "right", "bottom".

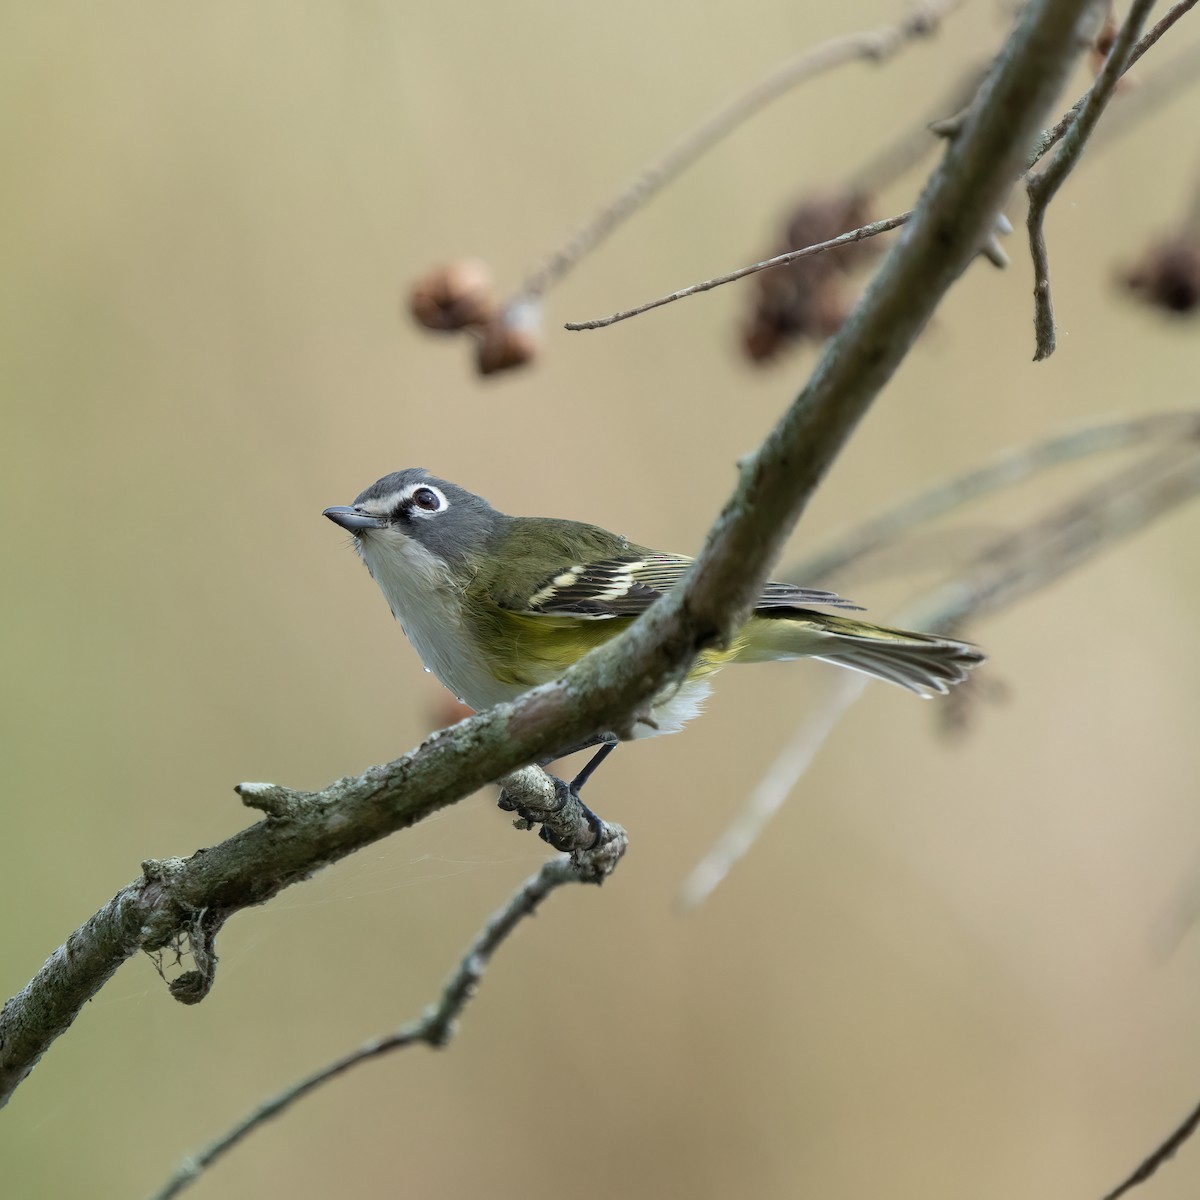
[
  {"left": 357, "top": 531, "right": 520, "bottom": 711},
  {"left": 357, "top": 529, "right": 717, "bottom": 736}
]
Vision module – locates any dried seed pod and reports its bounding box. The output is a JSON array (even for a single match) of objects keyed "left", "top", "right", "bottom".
[
  {"left": 741, "top": 191, "right": 881, "bottom": 364},
  {"left": 1091, "top": 13, "right": 1118, "bottom": 68},
  {"left": 1123, "top": 235, "right": 1200, "bottom": 316},
  {"left": 1089, "top": 13, "right": 1136, "bottom": 92},
  {"left": 474, "top": 307, "right": 542, "bottom": 376},
  {"left": 409, "top": 259, "right": 498, "bottom": 332}
]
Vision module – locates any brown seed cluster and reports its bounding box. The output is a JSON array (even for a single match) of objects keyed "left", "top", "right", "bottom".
[
  {"left": 741, "top": 191, "right": 881, "bottom": 363},
  {"left": 1088, "top": 13, "right": 1136, "bottom": 95},
  {"left": 409, "top": 259, "right": 498, "bottom": 332},
  {"left": 407, "top": 260, "right": 542, "bottom": 376},
  {"left": 1123, "top": 235, "right": 1200, "bottom": 316}
]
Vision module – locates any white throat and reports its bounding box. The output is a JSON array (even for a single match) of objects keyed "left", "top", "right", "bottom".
[{"left": 356, "top": 530, "right": 511, "bottom": 711}]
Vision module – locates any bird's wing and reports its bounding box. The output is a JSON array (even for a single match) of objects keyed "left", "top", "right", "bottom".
[{"left": 497, "top": 553, "right": 860, "bottom": 620}]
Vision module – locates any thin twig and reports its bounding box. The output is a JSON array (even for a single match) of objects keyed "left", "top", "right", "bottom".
[
  {"left": 1099, "top": 1096, "right": 1200, "bottom": 1200},
  {"left": 1029, "top": 0, "right": 1200, "bottom": 168},
  {"left": 1087, "top": 37, "right": 1200, "bottom": 159},
  {"left": 789, "top": 411, "right": 1200, "bottom": 586},
  {"left": 677, "top": 669, "right": 867, "bottom": 910},
  {"left": 565, "top": 62, "right": 987, "bottom": 336},
  {"left": 1027, "top": 0, "right": 1188, "bottom": 360},
  {"left": 681, "top": 438, "right": 1200, "bottom": 909},
  {"left": 904, "top": 443, "right": 1200, "bottom": 631},
  {"left": 570, "top": 4, "right": 1200, "bottom": 339},
  {"left": 1126, "top": 0, "right": 1200, "bottom": 63},
  {"left": 566, "top": 66, "right": 987, "bottom": 334},
  {"left": 513, "top": 0, "right": 965, "bottom": 302},
  {"left": 564, "top": 212, "right": 912, "bottom": 330},
  {"left": 148, "top": 840, "right": 626, "bottom": 1200}
]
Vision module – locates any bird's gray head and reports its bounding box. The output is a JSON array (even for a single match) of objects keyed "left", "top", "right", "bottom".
[{"left": 323, "top": 469, "right": 500, "bottom": 570}]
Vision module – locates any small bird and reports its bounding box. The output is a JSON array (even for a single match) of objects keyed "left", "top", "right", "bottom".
[{"left": 325, "top": 470, "right": 983, "bottom": 805}]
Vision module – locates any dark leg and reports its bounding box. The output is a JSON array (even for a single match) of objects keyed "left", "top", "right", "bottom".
[
  {"left": 534, "top": 742, "right": 617, "bottom": 849},
  {"left": 534, "top": 733, "right": 615, "bottom": 770},
  {"left": 570, "top": 741, "right": 617, "bottom": 793}
]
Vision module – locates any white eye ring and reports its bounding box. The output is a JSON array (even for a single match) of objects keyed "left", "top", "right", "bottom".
[{"left": 410, "top": 485, "right": 447, "bottom": 514}]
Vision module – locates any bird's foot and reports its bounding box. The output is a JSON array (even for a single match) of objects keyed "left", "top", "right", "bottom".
[
  {"left": 496, "top": 773, "right": 604, "bottom": 852},
  {"left": 536, "top": 777, "right": 605, "bottom": 851}
]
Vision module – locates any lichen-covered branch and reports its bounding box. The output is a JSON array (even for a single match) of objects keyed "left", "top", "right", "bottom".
[{"left": 0, "top": 0, "right": 1093, "bottom": 1111}]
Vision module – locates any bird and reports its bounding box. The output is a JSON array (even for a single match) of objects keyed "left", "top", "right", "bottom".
[{"left": 324, "top": 469, "right": 984, "bottom": 822}]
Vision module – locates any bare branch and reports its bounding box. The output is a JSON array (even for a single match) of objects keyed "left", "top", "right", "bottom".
[
  {"left": 0, "top": 0, "right": 1093, "bottom": 1109},
  {"left": 1030, "top": 0, "right": 1200, "bottom": 167},
  {"left": 1086, "top": 36, "right": 1200, "bottom": 157},
  {"left": 572, "top": 3, "right": 1200, "bottom": 341},
  {"left": 1099, "top": 1095, "right": 1200, "bottom": 1200},
  {"left": 904, "top": 443, "right": 1200, "bottom": 631},
  {"left": 566, "top": 64, "right": 991, "bottom": 336},
  {"left": 678, "top": 669, "right": 867, "bottom": 911},
  {"left": 1027, "top": 0, "right": 1192, "bottom": 359},
  {"left": 513, "top": 0, "right": 965, "bottom": 303},
  {"left": 682, "top": 435, "right": 1200, "bottom": 909},
  {"left": 790, "top": 411, "right": 1200, "bottom": 586},
  {"left": 564, "top": 212, "right": 912, "bottom": 331},
  {"left": 148, "top": 842, "right": 626, "bottom": 1200}
]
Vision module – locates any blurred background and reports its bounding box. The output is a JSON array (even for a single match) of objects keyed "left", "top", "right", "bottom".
[{"left": 4, "top": 3, "right": 1200, "bottom": 1198}]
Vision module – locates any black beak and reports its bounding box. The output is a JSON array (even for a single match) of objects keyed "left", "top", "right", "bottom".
[{"left": 323, "top": 506, "right": 387, "bottom": 532}]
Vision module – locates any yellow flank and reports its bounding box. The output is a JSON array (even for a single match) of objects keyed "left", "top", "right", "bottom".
[
  {"left": 482, "top": 611, "right": 633, "bottom": 688},
  {"left": 479, "top": 609, "right": 825, "bottom": 689},
  {"left": 476, "top": 603, "right": 976, "bottom": 694}
]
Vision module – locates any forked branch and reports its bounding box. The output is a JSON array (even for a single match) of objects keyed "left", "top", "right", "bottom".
[
  {"left": 1027, "top": 0, "right": 1198, "bottom": 359},
  {"left": 147, "top": 843, "right": 627, "bottom": 1200}
]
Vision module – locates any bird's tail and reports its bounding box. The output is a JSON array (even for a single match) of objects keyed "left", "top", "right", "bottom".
[{"left": 738, "top": 612, "right": 984, "bottom": 698}]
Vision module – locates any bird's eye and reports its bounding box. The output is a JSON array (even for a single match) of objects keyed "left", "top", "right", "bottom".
[{"left": 412, "top": 486, "right": 442, "bottom": 512}]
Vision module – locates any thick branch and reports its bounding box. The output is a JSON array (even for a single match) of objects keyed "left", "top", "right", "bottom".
[{"left": 0, "top": 0, "right": 1092, "bottom": 1111}]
